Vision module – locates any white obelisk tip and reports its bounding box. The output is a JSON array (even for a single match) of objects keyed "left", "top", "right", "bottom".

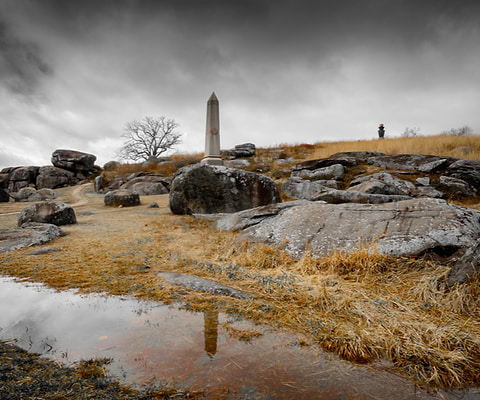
[{"left": 208, "top": 92, "right": 218, "bottom": 102}]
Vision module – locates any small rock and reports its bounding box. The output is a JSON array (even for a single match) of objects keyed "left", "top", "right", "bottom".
[
  {"left": 27, "top": 247, "right": 61, "bottom": 255},
  {"left": 157, "top": 272, "right": 252, "bottom": 299},
  {"left": 416, "top": 177, "right": 430, "bottom": 186},
  {"left": 148, "top": 202, "right": 159, "bottom": 208},
  {"left": 18, "top": 201, "right": 77, "bottom": 226},
  {"left": 415, "top": 186, "right": 444, "bottom": 198},
  {"left": 452, "top": 146, "right": 473, "bottom": 155},
  {"left": 104, "top": 190, "right": 140, "bottom": 207}
]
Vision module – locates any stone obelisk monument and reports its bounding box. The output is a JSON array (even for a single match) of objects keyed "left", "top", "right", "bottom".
[{"left": 201, "top": 92, "right": 223, "bottom": 165}]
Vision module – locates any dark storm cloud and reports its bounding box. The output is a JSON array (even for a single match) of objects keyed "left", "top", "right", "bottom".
[
  {"left": 0, "top": 17, "right": 52, "bottom": 95},
  {"left": 0, "top": 0, "right": 479, "bottom": 169}
]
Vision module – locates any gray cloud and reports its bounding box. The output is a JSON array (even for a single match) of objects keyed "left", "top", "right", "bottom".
[
  {"left": 0, "top": 0, "right": 479, "bottom": 169},
  {"left": 0, "top": 17, "right": 52, "bottom": 95}
]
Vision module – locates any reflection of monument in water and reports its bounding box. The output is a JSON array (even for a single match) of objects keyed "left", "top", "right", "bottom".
[{"left": 203, "top": 307, "right": 218, "bottom": 356}]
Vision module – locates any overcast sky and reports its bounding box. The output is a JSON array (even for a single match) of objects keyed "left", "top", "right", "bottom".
[{"left": 1, "top": 0, "right": 479, "bottom": 168}]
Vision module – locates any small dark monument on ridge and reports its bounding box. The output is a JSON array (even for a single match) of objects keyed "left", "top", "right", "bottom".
[{"left": 378, "top": 123, "right": 385, "bottom": 139}]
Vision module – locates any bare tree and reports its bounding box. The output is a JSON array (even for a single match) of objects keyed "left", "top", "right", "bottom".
[
  {"left": 118, "top": 116, "right": 182, "bottom": 161},
  {"left": 440, "top": 125, "right": 473, "bottom": 136},
  {"left": 402, "top": 126, "right": 421, "bottom": 137}
]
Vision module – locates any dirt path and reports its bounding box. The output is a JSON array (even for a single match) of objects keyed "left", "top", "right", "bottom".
[
  {"left": 68, "top": 183, "right": 92, "bottom": 207},
  {"left": 0, "top": 183, "right": 96, "bottom": 224}
]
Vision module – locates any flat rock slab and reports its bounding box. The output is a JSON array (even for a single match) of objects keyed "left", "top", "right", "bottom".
[
  {"left": 157, "top": 272, "right": 251, "bottom": 299},
  {"left": 27, "top": 247, "right": 61, "bottom": 256},
  {"left": 216, "top": 198, "right": 480, "bottom": 258},
  {"left": 0, "top": 223, "right": 66, "bottom": 253}
]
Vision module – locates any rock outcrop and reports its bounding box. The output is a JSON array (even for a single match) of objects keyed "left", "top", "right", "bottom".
[
  {"left": 18, "top": 201, "right": 77, "bottom": 226},
  {"left": 282, "top": 152, "right": 480, "bottom": 202},
  {"left": 216, "top": 198, "right": 480, "bottom": 258},
  {"left": 7, "top": 166, "right": 39, "bottom": 192},
  {"left": 169, "top": 164, "right": 281, "bottom": 215},
  {"left": 223, "top": 143, "right": 256, "bottom": 158},
  {"left": 0, "top": 223, "right": 66, "bottom": 253},
  {"left": 36, "top": 166, "right": 76, "bottom": 189},
  {"left": 51, "top": 149, "right": 96, "bottom": 172},
  {"left": 104, "top": 190, "right": 140, "bottom": 207}
]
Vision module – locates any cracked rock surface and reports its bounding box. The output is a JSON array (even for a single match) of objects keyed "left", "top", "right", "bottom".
[{"left": 217, "top": 198, "right": 480, "bottom": 258}]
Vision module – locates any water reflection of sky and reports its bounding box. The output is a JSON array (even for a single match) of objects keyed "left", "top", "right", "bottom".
[{"left": 0, "top": 277, "right": 477, "bottom": 400}]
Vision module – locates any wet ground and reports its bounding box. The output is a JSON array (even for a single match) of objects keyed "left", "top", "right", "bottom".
[{"left": 1, "top": 277, "right": 478, "bottom": 399}]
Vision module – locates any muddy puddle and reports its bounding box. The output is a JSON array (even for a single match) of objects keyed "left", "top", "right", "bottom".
[{"left": 0, "top": 276, "right": 478, "bottom": 399}]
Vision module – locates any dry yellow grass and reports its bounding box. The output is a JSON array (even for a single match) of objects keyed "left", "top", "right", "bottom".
[
  {"left": 2, "top": 135, "right": 480, "bottom": 390},
  {"left": 1, "top": 188, "right": 480, "bottom": 389},
  {"left": 308, "top": 135, "right": 480, "bottom": 161}
]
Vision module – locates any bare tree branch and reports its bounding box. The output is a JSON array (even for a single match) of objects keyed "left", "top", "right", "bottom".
[{"left": 117, "top": 116, "right": 182, "bottom": 161}]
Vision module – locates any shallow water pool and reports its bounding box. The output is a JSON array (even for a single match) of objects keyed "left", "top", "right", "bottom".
[{"left": 0, "top": 277, "right": 477, "bottom": 399}]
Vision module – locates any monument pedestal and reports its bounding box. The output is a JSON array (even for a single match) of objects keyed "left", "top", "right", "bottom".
[{"left": 201, "top": 157, "right": 223, "bottom": 166}]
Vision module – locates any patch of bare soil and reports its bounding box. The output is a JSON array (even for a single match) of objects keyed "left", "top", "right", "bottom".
[{"left": 2, "top": 183, "right": 480, "bottom": 390}]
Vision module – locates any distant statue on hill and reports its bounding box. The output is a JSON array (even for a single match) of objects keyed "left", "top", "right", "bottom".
[{"left": 378, "top": 123, "right": 385, "bottom": 139}]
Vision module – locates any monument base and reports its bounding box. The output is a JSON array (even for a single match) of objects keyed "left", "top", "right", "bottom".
[{"left": 201, "top": 157, "right": 224, "bottom": 166}]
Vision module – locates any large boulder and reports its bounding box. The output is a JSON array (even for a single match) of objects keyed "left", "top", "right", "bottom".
[
  {"left": 216, "top": 198, "right": 480, "bottom": 258},
  {"left": 18, "top": 201, "right": 77, "bottom": 226},
  {"left": 103, "top": 160, "right": 120, "bottom": 171},
  {"left": 447, "top": 239, "right": 480, "bottom": 285},
  {"left": 51, "top": 149, "right": 96, "bottom": 172},
  {"left": 104, "top": 190, "right": 140, "bottom": 207},
  {"left": 0, "top": 222, "right": 66, "bottom": 253},
  {"left": 0, "top": 188, "right": 10, "bottom": 203},
  {"left": 169, "top": 164, "right": 281, "bottom": 215},
  {"left": 7, "top": 166, "right": 39, "bottom": 192},
  {"left": 36, "top": 166, "right": 77, "bottom": 189}
]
